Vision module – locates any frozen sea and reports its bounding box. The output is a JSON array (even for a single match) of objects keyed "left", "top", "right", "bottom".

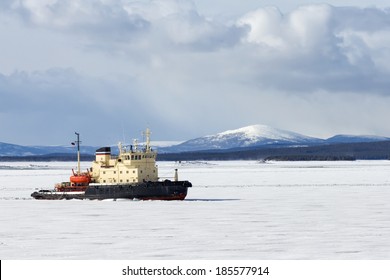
[{"left": 1, "top": 160, "right": 390, "bottom": 259}]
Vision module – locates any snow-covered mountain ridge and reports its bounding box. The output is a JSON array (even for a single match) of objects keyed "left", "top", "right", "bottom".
[
  {"left": 1, "top": 124, "right": 390, "bottom": 156},
  {"left": 161, "top": 124, "right": 390, "bottom": 153},
  {"left": 215, "top": 124, "right": 321, "bottom": 145},
  {"left": 164, "top": 124, "right": 324, "bottom": 152}
]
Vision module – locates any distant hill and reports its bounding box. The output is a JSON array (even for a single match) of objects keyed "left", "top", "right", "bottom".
[
  {"left": 0, "top": 142, "right": 99, "bottom": 157},
  {"left": 0, "top": 142, "right": 48, "bottom": 156},
  {"left": 161, "top": 124, "right": 389, "bottom": 153},
  {"left": 0, "top": 141, "right": 180, "bottom": 157},
  {"left": 2, "top": 124, "right": 390, "bottom": 160},
  {"left": 161, "top": 124, "right": 324, "bottom": 152},
  {"left": 325, "top": 134, "right": 390, "bottom": 143}
]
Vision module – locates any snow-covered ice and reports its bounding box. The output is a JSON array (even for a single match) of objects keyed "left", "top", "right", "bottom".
[{"left": 1, "top": 160, "right": 390, "bottom": 259}]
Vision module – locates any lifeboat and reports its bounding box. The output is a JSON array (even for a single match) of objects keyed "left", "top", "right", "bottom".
[
  {"left": 69, "top": 168, "right": 91, "bottom": 185},
  {"left": 54, "top": 172, "right": 91, "bottom": 192},
  {"left": 70, "top": 174, "right": 91, "bottom": 184}
]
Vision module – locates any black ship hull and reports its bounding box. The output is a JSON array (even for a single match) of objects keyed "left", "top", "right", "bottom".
[{"left": 31, "top": 180, "right": 192, "bottom": 200}]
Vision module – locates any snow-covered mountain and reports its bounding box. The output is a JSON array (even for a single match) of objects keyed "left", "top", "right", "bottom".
[
  {"left": 162, "top": 124, "right": 324, "bottom": 152},
  {"left": 162, "top": 125, "right": 390, "bottom": 153},
  {"left": 2, "top": 125, "right": 390, "bottom": 156}
]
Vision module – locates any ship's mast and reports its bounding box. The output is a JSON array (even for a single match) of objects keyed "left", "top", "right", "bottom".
[
  {"left": 74, "top": 132, "right": 81, "bottom": 175},
  {"left": 144, "top": 128, "right": 151, "bottom": 152}
]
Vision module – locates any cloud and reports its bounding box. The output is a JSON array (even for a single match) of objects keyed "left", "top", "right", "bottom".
[
  {"left": 236, "top": 5, "right": 390, "bottom": 94},
  {"left": 5, "top": 1, "right": 388, "bottom": 78},
  {"left": 1, "top": 68, "right": 103, "bottom": 114},
  {"left": 1, "top": 0, "right": 243, "bottom": 51},
  {"left": 0, "top": 68, "right": 160, "bottom": 145},
  {"left": 0, "top": 0, "right": 150, "bottom": 44},
  {"left": 1, "top": 1, "right": 390, "bottom": 143}
]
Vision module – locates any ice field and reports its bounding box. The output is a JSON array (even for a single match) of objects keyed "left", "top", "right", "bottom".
[{"left": 1, "top": 160, "right": 390, "bottom": 259}]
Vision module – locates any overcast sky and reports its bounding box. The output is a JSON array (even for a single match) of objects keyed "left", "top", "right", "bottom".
[{"left": 1, "top": 0, "right": 390, "bottom": 145}]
